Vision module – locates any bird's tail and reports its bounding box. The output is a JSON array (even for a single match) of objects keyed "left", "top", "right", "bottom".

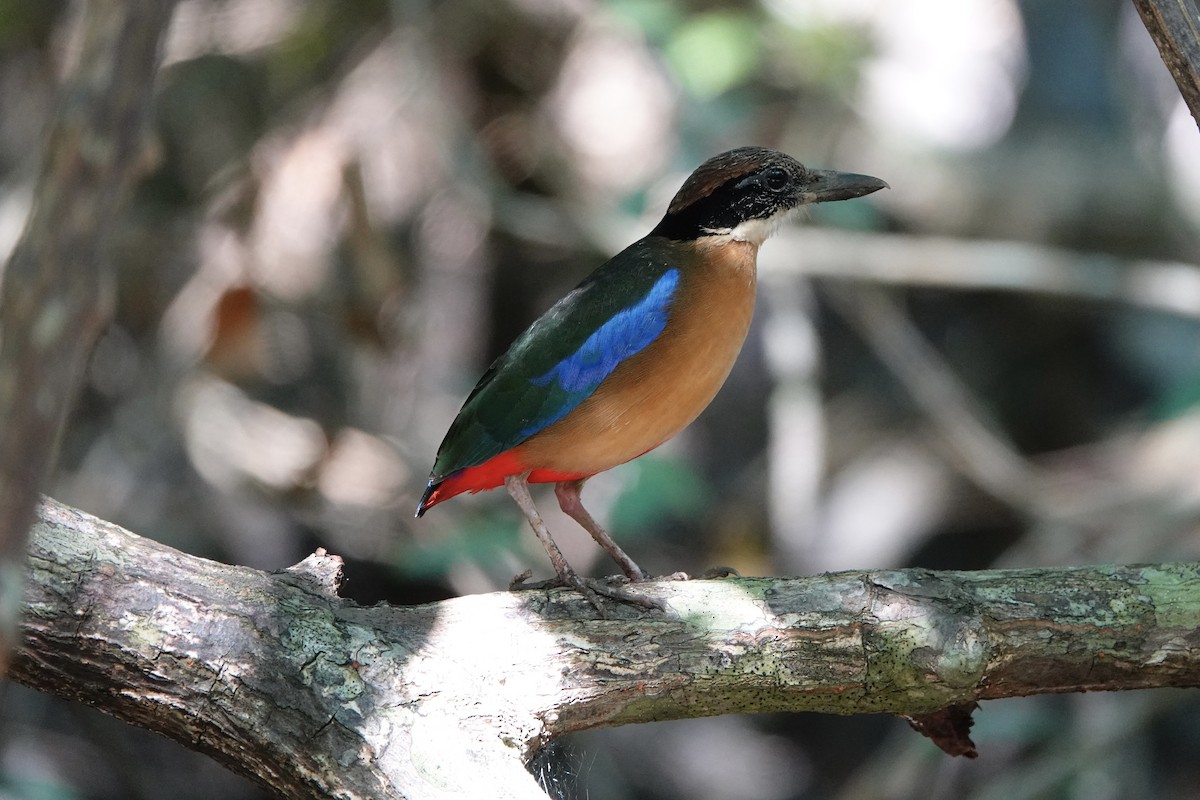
[
  {"left": 414, "top": 478, "right": 441, "bottom": 518},
  {"left": 415, "top": 450, "right": 545, "bottom": 517}
]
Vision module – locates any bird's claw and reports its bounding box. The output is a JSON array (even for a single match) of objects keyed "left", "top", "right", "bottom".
[
  {"left": 509, "top": 569, "right": 665, "bottom": 612},
  {"left": 510, "top": 570, "right": 568, "bottom": 591},
  {"left": 581, "top": 576, "right": 666, "bottom": 611}
]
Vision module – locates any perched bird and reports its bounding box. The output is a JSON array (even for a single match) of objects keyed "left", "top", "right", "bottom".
[{"left": 417, "top": 147, "right": 886, "bottom": 601}]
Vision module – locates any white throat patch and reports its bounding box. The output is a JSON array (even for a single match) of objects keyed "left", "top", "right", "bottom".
[{"left": 701, "top": 207, "right": 799, "bottom": 246}]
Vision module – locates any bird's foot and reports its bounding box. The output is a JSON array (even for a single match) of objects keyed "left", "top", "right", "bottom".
[
  {"left": 581, "top": 575, "right": 666, "bottom": 611},
  {"left": 509, "top": 569, "right": 664, "bottom": 612},
  {"left": 509, "top": 569, "right": 558, "bottom": 591}
]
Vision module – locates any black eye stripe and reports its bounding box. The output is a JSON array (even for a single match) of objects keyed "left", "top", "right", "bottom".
[
  {"left": 734, "top": 173, "right": 758, "bottom": 190},
  {"left": 651, "top": 150, "right": 815, "bottom": 240}
]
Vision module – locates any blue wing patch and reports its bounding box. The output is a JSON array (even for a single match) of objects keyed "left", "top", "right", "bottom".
[{"left": 519, "top": 268, "right": 679, "bottom": 437}]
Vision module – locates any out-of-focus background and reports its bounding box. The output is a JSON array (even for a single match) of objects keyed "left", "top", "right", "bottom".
[{"left": 3, "top": 0, "right": 1200, "bottom": 798}]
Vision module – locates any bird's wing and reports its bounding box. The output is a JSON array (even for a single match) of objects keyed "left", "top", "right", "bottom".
[{"left": 430, "top": 239, "right": 680, "bottom": 479}]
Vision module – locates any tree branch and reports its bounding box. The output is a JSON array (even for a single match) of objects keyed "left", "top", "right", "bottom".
[
  {"left": 12, "top": 498, "right": 1200, "bottom": 799},
  {"left": 1133, "top": 0, "right": 1200, "bottom": 130}
]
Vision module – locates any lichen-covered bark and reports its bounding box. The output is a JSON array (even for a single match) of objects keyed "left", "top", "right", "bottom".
[
  {"left": 10, "top": 498, "right": 1200, "bottom": 799},
  {"left": 17, "top": 499, "right": 548, "bottom": 800},
  {"left": 0, "top": 0, "right": 175, "bottom": 669}
]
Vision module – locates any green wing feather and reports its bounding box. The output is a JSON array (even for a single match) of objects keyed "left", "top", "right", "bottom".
[{"left": 431, "top": 238, "right": 678, "bottom": 479}]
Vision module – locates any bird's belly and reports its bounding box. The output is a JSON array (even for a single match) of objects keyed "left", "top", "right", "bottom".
[{"left": 516, "top": 253, "right": 756, "bottom": 477}]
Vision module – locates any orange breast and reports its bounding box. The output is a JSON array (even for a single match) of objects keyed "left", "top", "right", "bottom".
[{"left": 514, "top": 238, "right": 759, "bottom": 476}]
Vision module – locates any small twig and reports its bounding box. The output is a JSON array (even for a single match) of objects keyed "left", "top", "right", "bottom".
[{"left": 822, "top": 285, "right": 1049, "bottom": 513}]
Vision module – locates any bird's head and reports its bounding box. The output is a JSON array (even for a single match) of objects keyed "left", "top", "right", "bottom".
[{"left": 651, "top": 146, "right": 887, "bottom": 245}]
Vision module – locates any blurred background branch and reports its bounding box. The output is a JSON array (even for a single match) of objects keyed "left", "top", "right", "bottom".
[
  {"left": 0, "top": 0, "right": 174, "bottom": 671},
  {"left": 764, "top": 229, "right": 1200, "bottom": 318},
  {"left": 822, "top": 285, "right": 1048, "bottom": 511}
]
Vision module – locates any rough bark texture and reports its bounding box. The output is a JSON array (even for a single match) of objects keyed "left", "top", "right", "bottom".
[
  {"left": 0, "top": 0, "right": 175, "bottom": 669},
  {"left": 11, "top": 498, "right": 1200, "bottom": 800},
  {"left": 1133, "top": 0, "right": 1200, "bottom": 130}
]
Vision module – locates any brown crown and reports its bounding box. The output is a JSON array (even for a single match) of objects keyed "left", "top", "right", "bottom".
[{"left": 667, "top": 147, "right": 800, "bottom": 215}]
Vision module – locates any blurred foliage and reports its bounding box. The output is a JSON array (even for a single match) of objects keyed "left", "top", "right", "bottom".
[
  {"left": 1, "top": 0, "right": 1199, "bottom": 799},
  {"left": 0, "top": 778, "right": 82, "bottom": 800},
  {"left": 0, "top": 5, "right": 62, "bottom": 48},
  {"left": 397, "top": 510, "right": 527, "bottom": 579},
  {"left": 609, "top": 455, "right": 709, "bottom": 536},
  {"left": 664, "top": 10, "right": 762, "bottom": 98}
]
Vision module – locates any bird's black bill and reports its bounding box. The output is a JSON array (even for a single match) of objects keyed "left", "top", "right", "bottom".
[{"left": 803, "top": 169, "right": 889, "bottom": 204}]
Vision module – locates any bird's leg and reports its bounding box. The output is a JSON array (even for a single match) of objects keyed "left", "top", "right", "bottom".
[
  {"left": 555, "top": 479, "right": 650, "bottom": 582},
  {"left": 504, "top": 473, "right": 577, "bottom": 584},
  {"left": 504, "top": 474, "right": 663, "bottom": 611}
]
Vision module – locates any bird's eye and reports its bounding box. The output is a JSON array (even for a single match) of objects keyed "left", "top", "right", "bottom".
[{"left": 762, "top": 167, "right": 789, "bottom": 192}]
